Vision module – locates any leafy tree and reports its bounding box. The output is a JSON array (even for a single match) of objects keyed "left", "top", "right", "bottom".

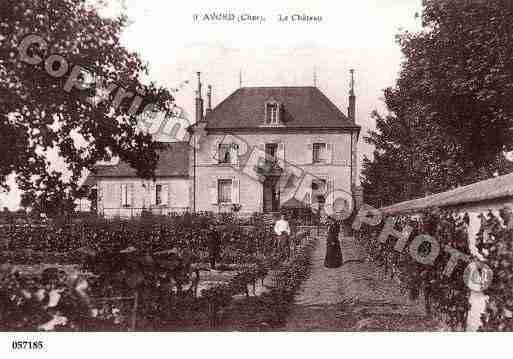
[
  {"left": 0, "top": 0, "right": 172, "bottom": 215},
  {"left": 1, "top": 206, "right": 10, "bottom": 223},
  {"left": 362, "top": 0, "right": 513, "bottom": 207}
]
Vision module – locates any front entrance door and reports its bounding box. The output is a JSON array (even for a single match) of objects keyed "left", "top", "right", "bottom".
[{"left": 263, "top": 176, "right": 280, "bottom": 212}]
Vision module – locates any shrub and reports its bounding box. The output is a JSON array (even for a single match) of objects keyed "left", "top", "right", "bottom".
[{"left": 356, "top": 209, "right": 472, "bottom": 330}]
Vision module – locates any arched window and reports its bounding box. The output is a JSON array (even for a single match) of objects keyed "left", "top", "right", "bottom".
[{"left": 265, "top": 101, "right": 280, "bottom": 125}]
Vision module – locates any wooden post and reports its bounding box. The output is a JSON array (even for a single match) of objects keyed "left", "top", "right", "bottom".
[
  {"left": 130, "top": 291, "right": 139, "bottom": 331},
  {"left": 209, "top": 302, "right": 218, "bottom": 328}
]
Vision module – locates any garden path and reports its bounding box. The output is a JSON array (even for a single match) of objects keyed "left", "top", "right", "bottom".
[{"left": 285, "top": 233, "right": 443, "bottom": 331}]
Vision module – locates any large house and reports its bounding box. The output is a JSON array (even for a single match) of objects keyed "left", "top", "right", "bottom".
[{"left": 88, "top": 72, "right": 361, "bottom": 217}]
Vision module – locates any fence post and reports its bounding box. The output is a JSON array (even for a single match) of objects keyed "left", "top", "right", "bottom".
[{"left": 130, "top": 291, "right": 139, "bottom": 331}]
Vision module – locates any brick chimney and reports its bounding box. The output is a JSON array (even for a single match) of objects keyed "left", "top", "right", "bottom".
[
  {"left": 195, "top": 72, "right": 204, "bottom": 123},
  {"left": 348, "top": 69, "right": 356, "bottom": 123},
  {"left": 205, "top": 84, "right": 212, "bottom": 117}
]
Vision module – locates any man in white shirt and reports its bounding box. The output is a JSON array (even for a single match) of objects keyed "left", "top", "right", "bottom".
[
  {"left": 274, "top": 214, "right": 291, "bottom": 236},
  {"left": 274, "top": 214, "right": 291, "bottom": 259}
]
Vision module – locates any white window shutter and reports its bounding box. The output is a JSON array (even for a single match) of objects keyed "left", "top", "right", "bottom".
[
  {"left": 259, "top": 142, "right": 265, "bottom": 164},
  {"left": 128, "top": 183, "right": 133, "bottom": 206},
  {"left": 97, "top": 184, "right": 103, "bottom": 202},
  {"left": 210, "top": 179, "right": 218, "bottom": 204},
  {"left": 230, "top": 144, "right": 238, "bottom": 166},
  {"left": 232, "top": 178, "right": 240, "bottom": 204},
  {"left": 327, "top": 143, "right": 334, "bottom": 164},
  {"left": 97, "top": 184, "right": 103, "bottom": 212},
  {"left": 307, "top": 141, "right": 313, "bottom": 164},
  {"left": 150, "top": 183, "right": 156, "bottom": 206},
  {"left": 212, "top": 139, "right": 220, "bottom": 163},
  {"left": 162, "top": 184, "right": 169, "bottom": 205},
  {"left": 327, "top": 179, "right": 334, "bottom": 204},
  {"left": 278, "top": 142, "right": 285, "bottom": 164},
  {"left": 119, "top": 185, "right": 123, "bottom": 207}
]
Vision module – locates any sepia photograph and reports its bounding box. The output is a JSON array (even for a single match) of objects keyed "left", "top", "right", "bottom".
[{"left": 1, "top": 0, "right": 513, "bottom": 357}]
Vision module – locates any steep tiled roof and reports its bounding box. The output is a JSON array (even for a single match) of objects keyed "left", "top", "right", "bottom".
[
  {"left": 92, "top": 142, "right": 189, "bottom": 178},
  {"left": 381, "top": 172, "right": 513, "bottom": 215},
  {"left": 205, "top": 86, "right": 360, "bottom": 130}
]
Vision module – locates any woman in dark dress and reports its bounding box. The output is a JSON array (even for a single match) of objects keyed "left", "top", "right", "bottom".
[
  {"left": 324, "top": 216, "right": 343, "bottom": 268},
  {"left": 207, "top": 224, "right": 221, "bottom": 270}
]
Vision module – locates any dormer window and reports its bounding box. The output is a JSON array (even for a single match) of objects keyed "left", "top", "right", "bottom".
[
  {"left": 266, "top": 103, "right": 278, "bottom": 124},
  {"left": 265, "top": 101, "right": 280, "bottom": 125}
]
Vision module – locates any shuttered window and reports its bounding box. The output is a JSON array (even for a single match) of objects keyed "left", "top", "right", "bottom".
[
  {"left": 154, "top": 184, "right": 169, "bottom": 205},
  {"left": 218, "top": 179, "right": 232, "bottom": 204},
  {"left": 313, "top": 143, "right": 328, "bottom": 163},
  {"left": 218, "top": 144, "right": 232, "bottom": 164},
  {"left": 156, "top": 184, "right": 163, "bottom": 205},
  {"left": 266, "top": 103, "right": 278, "bottom": 124},
  {"left": 120, "top": 184, "right": 132, "bottom": 207},
  {"left": 218, "top": 143, "right": 239, "bottom": 164},
  {"left": 265, "top": 143, "right": 278, "bottom": 160}
]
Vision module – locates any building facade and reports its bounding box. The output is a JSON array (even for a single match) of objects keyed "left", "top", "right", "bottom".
[
  {"left": 88, "top": 72, "right": 360, "bottom": 218},
  {"left": 92, "top": 142, "right": 191, "bottom": 218}
]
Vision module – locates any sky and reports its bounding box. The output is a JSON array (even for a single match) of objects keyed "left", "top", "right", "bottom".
[{"left": 0, "top": 0, "right": 423, "bottom": 210}]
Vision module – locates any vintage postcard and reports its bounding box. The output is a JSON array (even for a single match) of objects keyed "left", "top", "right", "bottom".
[{"left": 1, "top": 0, "right": 512, "bottom": 357}]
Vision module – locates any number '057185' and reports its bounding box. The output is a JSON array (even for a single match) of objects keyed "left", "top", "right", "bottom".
[{"left": 12, "top": 341, "right": 44, "bottom": 350}]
